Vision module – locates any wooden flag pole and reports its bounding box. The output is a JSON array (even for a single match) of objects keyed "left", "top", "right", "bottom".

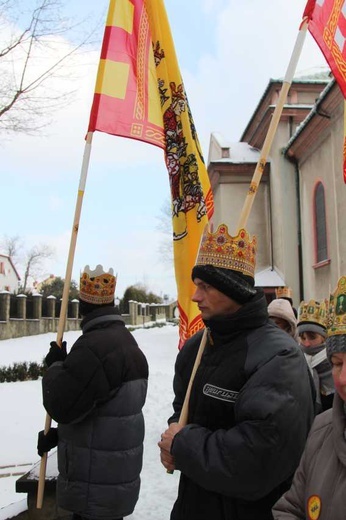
[
  {"left": 237, "top": 18, "right": 308, "bottom": 231},
  {"left": 167, "top": 327, "right": 208, "bottom": 474},
  {"left": 175, "top": 226, "right": 212, "bottom": 427},
  {"left": 36, "top": 132, "right": 93, "bottom": 509},
  {"left": 178, "top": 328, "right": 208, "bottom": 426}
]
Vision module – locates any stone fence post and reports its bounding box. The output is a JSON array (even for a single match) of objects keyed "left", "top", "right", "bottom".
[
  {"left": 47, "top": 295, "right": 56, "bottom": 318},
  {"left": 71, "top": 299, "right": 79, "bottom": 319},
  {"left": 129, "top": 300, "right": 137, "bottom": 324},
  {"left": 0, "top": 291, "right": 10, "bottom": 322},
  {"left": 32, "top": 293, "right": 42, "bottom": 319},
  {"left": 16, "top": 294, "right": 27, "bottom": 319}
]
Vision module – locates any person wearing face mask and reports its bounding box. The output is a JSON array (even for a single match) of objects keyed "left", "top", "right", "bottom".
[
  {"left": 272, "top": 276, "right": 346, "bottom": 520},
  {"left": 297, "top": 299, "right": 335, "bottom": 413}
]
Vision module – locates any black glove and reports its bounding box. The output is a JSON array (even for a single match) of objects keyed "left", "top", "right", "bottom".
[
  {"left": 45, "top": 341, "right": 67, "bottom": 367},
  {"left": 37, "top": 427, "right": 58, "bottom": 457}
]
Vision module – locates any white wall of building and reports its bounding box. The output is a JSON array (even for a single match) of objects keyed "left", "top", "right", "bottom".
[{"left": 0, "top": 255, "right": 20, "bottom": 293}]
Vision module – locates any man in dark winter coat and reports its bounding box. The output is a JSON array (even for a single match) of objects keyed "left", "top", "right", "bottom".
[
  {"left": 158, "top": 224, "right": 315, "bottom": 520},
  {"left": 37, "top": 265, "right": 148, "bottom": 520}
]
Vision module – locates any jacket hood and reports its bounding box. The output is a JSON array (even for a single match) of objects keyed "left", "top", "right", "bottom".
[{"left": 268, "top": 298, "right": 298, "bottom": 341}]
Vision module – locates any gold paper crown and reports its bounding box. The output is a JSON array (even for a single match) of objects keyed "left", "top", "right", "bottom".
[
  {"left": 298, "top": 299, "right": 328, "bottom": 329},
  {"left": 327, "top": 276, "right": 346, "bottom": 337},
  {"left": 79, "top": 264, "right": 116, "bottom": 305},
  {"left": 275, "top": 286, "right": 293, "bottom": 299},
  {"left": 195, "top": 224, "right": 257, "bottom": 278}
]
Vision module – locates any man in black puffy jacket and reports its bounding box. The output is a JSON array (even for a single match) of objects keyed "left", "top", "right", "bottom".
[
  {"left": 158, "top": 224, "right": 315, "bottom": 520},
  {"left": 38, "top": 265, "right": 148, "bottom": 520}
]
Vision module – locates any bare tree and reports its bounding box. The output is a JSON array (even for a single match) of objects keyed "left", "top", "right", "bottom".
[
  {"left": 156, "top": 198, "right": 174, "bottom": 265},
  {"left": 1, "top": 234, "right": 54, "bottom": 292},
  {"left": 22, "top": 243, "right": 54, "bottom": 292},
  {"left": 0, "top": 0, "right": 99, "bottom": 133},
  {"left": 0, "top": 234, "right": 23, "bottom": 264}
]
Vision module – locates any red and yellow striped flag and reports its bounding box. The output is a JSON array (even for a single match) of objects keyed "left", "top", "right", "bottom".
[{"left": 88, "top": 0, "right": 214, "bottom": 348}]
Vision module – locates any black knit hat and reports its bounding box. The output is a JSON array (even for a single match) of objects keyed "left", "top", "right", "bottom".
[
  {"left": 192, "top": 223, "right": 257, "bottom": 304},
  {"left": 192, "top": 264, "right": 256, "bottom": 304}
]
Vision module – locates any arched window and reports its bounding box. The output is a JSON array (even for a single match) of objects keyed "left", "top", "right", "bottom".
[{"left": 314, "top": 182, "right": 328, "bottom": 263}]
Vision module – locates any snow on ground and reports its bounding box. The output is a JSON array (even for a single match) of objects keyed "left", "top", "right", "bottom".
[{"left": 0, "top": 325, "right": 180, "bottom": 519}]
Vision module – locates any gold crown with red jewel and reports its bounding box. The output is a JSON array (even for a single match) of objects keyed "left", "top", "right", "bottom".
[
  {"left": 195, "top": 223, "right": 257, "bottom": 278},
  {"left": 275, "top": 286, "right": 293, "bottom": 299},
  {"left": 79, "top": 265, "right": 116, "bottom": 305},
  {"left": 298, "top": 299, "right": 328, "bottom": 329},
  {"left": 327, "top": 276, "right": 346, "bottom": 336}
]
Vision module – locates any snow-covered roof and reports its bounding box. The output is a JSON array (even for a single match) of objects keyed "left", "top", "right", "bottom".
[
  {"left": 209, "top": 139, "right": 266, "bottom": 164},
  {"left": 210, "top": 131, "right": 232, "bottom": 149},
  {"left": 283, "top": 77, "right": 336, "bottom": 153},
  {"left": 290, "top": 66, "right": 331, "bottom": 82},
  {"left": 272, "top": 66, "right": 331, "bottom": 84},
  {"left": 240, "top": 71, "right": 331, "bottom": 141},
  {"left": 255, "top": 267, "right": 286, "bottom": 287}
]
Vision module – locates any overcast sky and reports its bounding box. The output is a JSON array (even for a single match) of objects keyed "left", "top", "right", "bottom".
[{"left": 1, "top": 0, "right": 327, "bottom": 299}]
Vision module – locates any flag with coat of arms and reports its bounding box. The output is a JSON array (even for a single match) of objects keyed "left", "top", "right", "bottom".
[{"left": 88, "top": 0, "right": 214, "bottom": 348}]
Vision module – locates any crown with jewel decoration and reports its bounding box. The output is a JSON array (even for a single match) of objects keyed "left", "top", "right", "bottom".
[
  {"left": 298, "top": 299, "right": 328, "bottom": 329},
  {"left": 275, "top": 286, "right": 293, "bottom": 299},
  {"left": 195, "top": 224, "right": 257, "bottom": 278},
  {"left": 79, "top": 265, "right": 116, "bottom": 305},
  {"left": 327, "top": 276, "right": 346, "bottom": 337}
]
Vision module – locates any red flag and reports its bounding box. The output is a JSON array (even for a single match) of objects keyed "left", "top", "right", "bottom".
[
  {"left": 303, "top": 0, "right": 346, "bottom": 96},
  {"left": 304, "top": 0, "right": 346, "bottom": 182},
  {"left": 88, "top": 0, "right": 214, "bottom": 348}
]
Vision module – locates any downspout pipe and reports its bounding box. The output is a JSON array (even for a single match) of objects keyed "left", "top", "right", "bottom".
[{"left": 288, "top": 155, "right": 304, "bottom": 302}]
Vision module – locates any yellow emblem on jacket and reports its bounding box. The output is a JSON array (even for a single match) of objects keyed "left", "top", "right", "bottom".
[{"left": 308, "top": 495, "right": 321, "bottom": 520}]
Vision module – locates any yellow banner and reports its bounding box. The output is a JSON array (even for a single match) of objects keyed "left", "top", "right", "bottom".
[{"left": 88, "top": 0, "right": 214, "bottom": 347}]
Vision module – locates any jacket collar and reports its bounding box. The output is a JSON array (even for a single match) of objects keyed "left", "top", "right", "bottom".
[
  {"left": 203, "top": 289, "right": 268, "bottom": 343},
  {"left": 81, "top": 306, "right": 124, "bottom": 333}
]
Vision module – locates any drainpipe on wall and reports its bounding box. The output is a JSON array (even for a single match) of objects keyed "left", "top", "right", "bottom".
[
  {"left": 286, "top": 115, "right": 304, "bottom": 303},
  {"left": 268, "top": 179, "right": 275, "bottom": 271},
  {"left": 291, "top": 156, "right": 304, "bottom": 302}
]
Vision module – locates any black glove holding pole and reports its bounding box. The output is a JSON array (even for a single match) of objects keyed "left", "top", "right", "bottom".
[
  {"left": 45, "top": 341, "right": 67, "bottom": 367},
  {"left": 37, "top": 427, "right": 58, "bottom": 457}
]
